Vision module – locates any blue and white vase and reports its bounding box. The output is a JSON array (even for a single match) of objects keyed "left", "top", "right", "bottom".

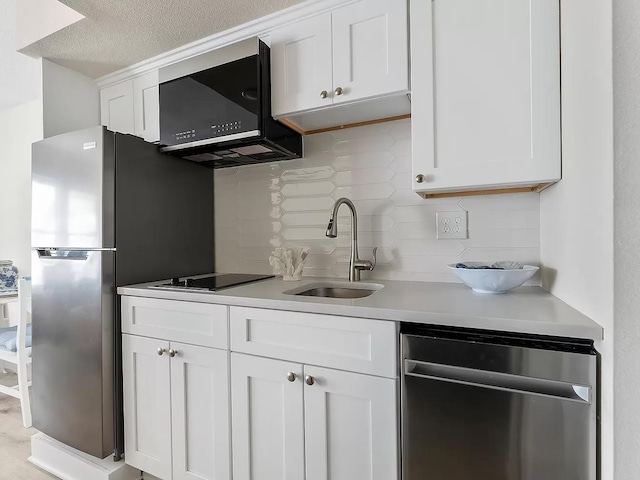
[{"left": 0, "top": 260, "right": 18, "bottom": 291}]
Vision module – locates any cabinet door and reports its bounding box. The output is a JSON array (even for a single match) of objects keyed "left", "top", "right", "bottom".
[
  {"left": 332, "top": 0, "right": 409, "bottom": 104},
  {"left": 100, "top": 80, "right": 135, "bottom": 135},
  {"left": 410, "top": 0, "right": 561, "bottom": 193},
  {"left": 133, "top": 71, "right": 160, "bottom": 143},
  {"left": 170, "top": 342, "right": 230, "bottom": 480},
  {"left": 304, "top": 366, "right": 398, "bottom": 480},
  {"left": 122, "top": 334, "right": 172, "bottom": 479},
  {"left": 231, "top": 353, "right": 304, "bottom": 480},
  {"left": 270, "top": 13, "right": 333, "bottom": 116}
]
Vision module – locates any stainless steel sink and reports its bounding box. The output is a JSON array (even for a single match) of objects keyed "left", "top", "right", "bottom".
[
  {"left": 295, "top": 287, "right": 376, "bottom": 299},
  {"left": 283, "top": 282, "right": 383, "bottom": 299}
]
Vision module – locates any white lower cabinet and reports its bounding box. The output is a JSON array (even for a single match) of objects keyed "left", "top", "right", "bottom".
[
  {"left": 122, "top": 334, "right": 230, "bottom": 480},
  {"left": 171, "top": 342, "right": 231, "bottom": 480},
  {"left": 231, "top": 353, "right": 398, "bottom": 480},
  {"left": 122, "top": 299, "right": 399, "bottom": 480},
  {"left": 231, "top": 354, "right": 305, "bottom": 480},
  {"left": 123, "top": 335, "right": 172, "bottom": 479},
  {"left": 304, "top": 365, "right": 398, "bottom": 480}
]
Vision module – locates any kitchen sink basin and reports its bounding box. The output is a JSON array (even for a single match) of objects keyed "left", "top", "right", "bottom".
[{"left": 283, "top": 282, "right": 383, "bottom": 299}]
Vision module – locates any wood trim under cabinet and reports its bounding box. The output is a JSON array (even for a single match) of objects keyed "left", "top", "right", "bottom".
[
  {"left": 416, "top": 182, "right": 556, "bottom": 199},
  {"left": 279, "top": 114, "right": 412, "bottom": 136}
]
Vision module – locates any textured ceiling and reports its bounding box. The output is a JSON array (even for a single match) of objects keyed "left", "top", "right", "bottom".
[
  {"left": 0, "top": 0, "right": 41, "bottom": 112},
  {"left": 19, "top": 0, "right": 301, "bottom": 79}
]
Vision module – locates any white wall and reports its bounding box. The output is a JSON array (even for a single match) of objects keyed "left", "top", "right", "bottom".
[
  {"left": 41, "top": 59, "right": 100, "bottom": 138},
  {"left": 0, "top": 100, "right": 44, "bottom": 276},
  {"left": 613, "top": 0, "right": 640, "bottom": 476},
  {"left": 540, "top": 0, "right": 614, "bottom": 478},
  {"left": 0, "top": 0, "right": 41, "bottom": 112},
  {"left": 215, "top": 119, "right": 541, "bottom": 281},
  {"left": 16, "top": 0, "right": 83, "bottom": 51}
]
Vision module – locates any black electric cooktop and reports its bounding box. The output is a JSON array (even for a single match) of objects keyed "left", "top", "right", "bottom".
[{"left": 151, "top": 273, "right": 274, "bottom": 292}]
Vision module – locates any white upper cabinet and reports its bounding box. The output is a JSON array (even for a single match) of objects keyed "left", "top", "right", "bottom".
[
  {"left": 270, "top": 0, "right": 409, "bottom": 120},
  {"left": 100, "top": 70, "right": 159, "bottom": 142},
  {"left": 271, "top": 13, "right": 333, "bottom": 116},
  {"left": 133, "top": 71, "right": 160, "bottom": 143},
  {"left": 331, "top": 0, "right": 409, "bottom": 105},
  {"left": 100, "top": 80, "right": 135, "bottom": 135},
  {"left": 411, "top": 0, "right": 561, "bottom": 195}
]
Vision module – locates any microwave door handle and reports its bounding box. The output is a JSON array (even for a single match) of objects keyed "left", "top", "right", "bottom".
[{"left": 404, "top": 359, "right": 591, "bottom": 403}]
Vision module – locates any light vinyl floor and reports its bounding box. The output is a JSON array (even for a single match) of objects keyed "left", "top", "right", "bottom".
[{"left": 0, "top": 372, "right": 57, "bottom": 479}]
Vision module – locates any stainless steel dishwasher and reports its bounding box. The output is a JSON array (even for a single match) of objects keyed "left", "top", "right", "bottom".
[{"left": 401, "top": 325, "right": 598, "bottom": 480}]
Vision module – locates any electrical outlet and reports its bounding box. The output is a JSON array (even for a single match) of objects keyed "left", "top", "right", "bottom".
[{"left": 436, "top": 211, "right": 468, "bottom": 239}]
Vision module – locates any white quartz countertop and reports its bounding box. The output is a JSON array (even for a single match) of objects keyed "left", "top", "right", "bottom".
[{"left": 118, "top": 277, "right": 604, "bottom": 341}]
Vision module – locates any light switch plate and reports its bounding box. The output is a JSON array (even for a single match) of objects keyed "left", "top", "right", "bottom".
[{"left": 436, "top": 211, "right": 468, "bottom": 239}]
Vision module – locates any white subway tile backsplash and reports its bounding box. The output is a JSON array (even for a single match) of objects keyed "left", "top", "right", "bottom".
[
  {"left": 389, "top": 138, "right": 412, "bottom": 156},
  {"left": 282, "top": 226, "right": 328, "bottom": 241},
  {"left": 281, "top": 196, "right": 336, "bottom": 212},
  {"left": 332, "top": 151, "right": 394, "bottom": 171},
  {"left": 348, "top": 199, "right": 396, "bottom": 216},
  {"left": 389, "top": 155, "right": 413, "bottom": 173},
  {"left": 391, "top": 239, "right": 466, "bottom": 257},
  {"left": 280, "top": 165, "right": 335, "bottom": 182},
  {"left": 280, "top": 181, "right": 335, "bottom": 197},
  {"left": 332, "top": 135, "right": 394, "bottom": 156},
  {"left": 330, "top": 122, "right": 392, "bottom": 140},
  {"left": 333, "top": 168, "right": 395, "bottom": 186},
  {"left": 281, "top": 212, "right": 332, "bottom": 226},
  {"left": 459, "top": 193, "right": 540, "bottom": 211},
  {"left": 389, "top": 189, "right": 433, "bottom": 206},
  {"left": 214, "top": 119, "right": 541, "bottom": 284},
  {"left": 332, "top": 183, "right": 395, "bottom": 201}
]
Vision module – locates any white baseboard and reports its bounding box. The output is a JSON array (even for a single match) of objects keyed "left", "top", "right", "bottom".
[{"left": 29, "top": 433, "right": 142, "bottom": 480}]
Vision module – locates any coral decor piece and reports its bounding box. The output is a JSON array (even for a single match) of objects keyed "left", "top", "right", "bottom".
[{"left": 269, "top": 245, "right": 310, "bottom": 281}]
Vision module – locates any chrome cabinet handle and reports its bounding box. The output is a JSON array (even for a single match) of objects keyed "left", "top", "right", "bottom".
[
  {"left": 157, "top": 348, "right": 166, "bottom": 356},
  {"left": 334, "top": 87, "right": 343, "bottom": 96},
  {"left": 287, "top": 372, "right": 297, "bottom": 382},
  {"left": 305, "top": 375, "right": 315, "bottom": 386},
  {"left": 415, "top": 174, "right": 426, "bottom": 184},
  {"left": 320, "top": 90, "right": 329, "bottom": 99},
  {"left": 168, "top": 348, "right": 178, "bottom": 358}
]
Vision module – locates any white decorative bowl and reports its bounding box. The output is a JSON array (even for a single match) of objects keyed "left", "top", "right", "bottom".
[{"left": 448, "top": 263, "right": 539, "bottom": 294}]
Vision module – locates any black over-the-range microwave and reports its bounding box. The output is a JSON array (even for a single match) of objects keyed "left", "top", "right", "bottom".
[{"left": 158, "top": 37, "right": 302, "bottom": 168}]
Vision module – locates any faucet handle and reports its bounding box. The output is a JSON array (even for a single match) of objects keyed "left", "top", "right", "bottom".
[
  {"left": 354, "top": 247, "right": 377, "bottom": 273},
  {"left": 369, "top": 247, "right": 377, "bottom": 271}
]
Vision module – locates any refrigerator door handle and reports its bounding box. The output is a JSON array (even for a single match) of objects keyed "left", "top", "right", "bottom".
[{"left": 36, "top": 249, "right": 90, "bottom": 260}]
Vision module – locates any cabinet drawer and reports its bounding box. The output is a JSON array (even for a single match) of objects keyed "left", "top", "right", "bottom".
[
  {"left": 230, "top": 307, "right": 397, "bottom": 378},
  {"left": 122, "top": 296, "right": 228, "bottom": 349}
]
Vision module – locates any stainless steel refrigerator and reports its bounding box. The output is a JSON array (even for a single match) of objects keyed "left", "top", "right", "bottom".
[{"left": 31, "top": 126, "right": 214, "bottom": 460}]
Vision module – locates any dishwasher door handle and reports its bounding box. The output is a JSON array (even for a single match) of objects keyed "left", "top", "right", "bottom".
[{"left": 404, "top": 359, "right": 591, "bottom": 403}]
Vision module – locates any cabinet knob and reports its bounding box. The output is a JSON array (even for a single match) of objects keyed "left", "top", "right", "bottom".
[
  {"left": 334, "top": 87, "right": 343, "bottom": 96},
  {"left": 320, "top": 90, "right": 329, "bottom": 99},
  {"left": 305, "top": 375, "right": 315, "bottom": 386},
  {"left": 157, "top": 347, "right": 165, "bottom": 356},
  {"left": 287, "top": 372, "right": 297, "bottom": 382},
  {"left": 168, "top": 348, "right": 178, "bottom": 358},
  {"left": 415, "top": 174, "right": 426, "bottom": 184}
]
